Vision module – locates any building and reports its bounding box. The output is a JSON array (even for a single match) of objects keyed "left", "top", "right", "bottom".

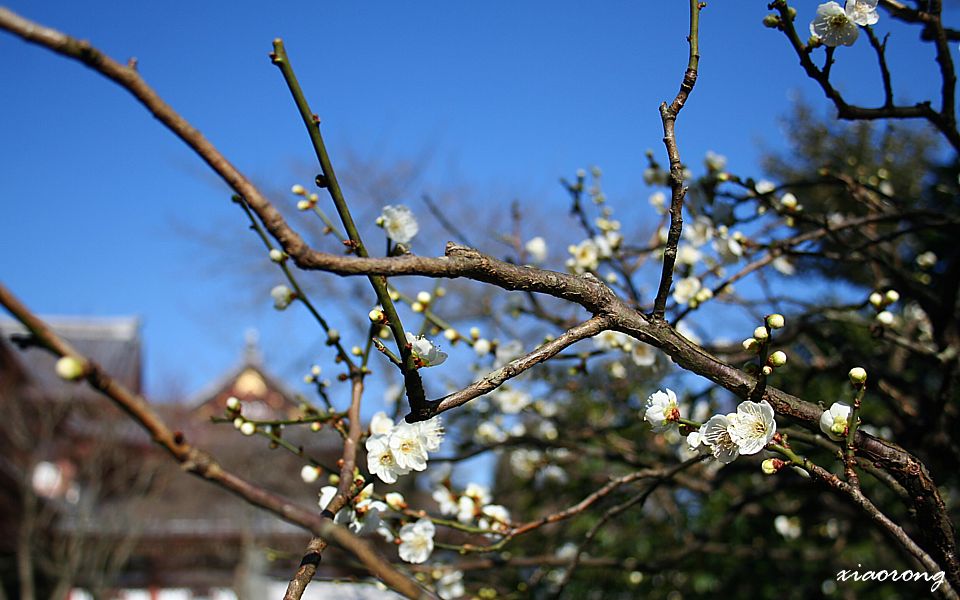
[{"left": 0, "top": 319, "right": 352, "bottom": 599}]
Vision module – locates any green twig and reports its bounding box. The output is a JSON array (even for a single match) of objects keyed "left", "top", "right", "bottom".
[{"left": 270, "top": 40, "right": 429, "bottom": 416}]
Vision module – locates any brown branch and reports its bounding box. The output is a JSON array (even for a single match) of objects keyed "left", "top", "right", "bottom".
[
  {"left": 0, "top": 283, "right": 431, "bottom": 600},
  {"left": 430, "top": 316, "right": 611, "bottom": 415},
  {"left": 284, "top": 378, "right": 366, "bottom": 600},
  {"left": 652, "top": 0, "right": 702, "bottom": 319}
]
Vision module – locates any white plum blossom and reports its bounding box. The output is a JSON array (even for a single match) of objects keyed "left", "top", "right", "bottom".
[
  {"left": 686, "top": 427, "right": 710, "bottom": 455},
  {"left": 366, "top": 415, "right": 443, "bottom": 483},
  {"left": 774, "top": 515, "right": 802, "bottom": 540},
  {"left": 728, "top": 400, "right": 777, "bottom": 455},
  {"left": 389, "top": 422, "right": 429, "bottom": 472},
  {"left": 566, "top": 238, "right": 600, "bottom": 273},
  {"left": 701, "top": 413, "right": 740, "bottom": 464},
  {"left": 755, "top": 179, "right": 777, "bottom": 195},
  {"left": 270, "top": 285, "right": 295, "bottom": 310},
  {"left": 318, "top": 485, "right": 338, "bottom": 512},
  {"left": 846, "top": 0, "right": 879, "bottom": 26},
  {"left": 537, "top": 464, "right": 569, "bottom": 486},
  {"left": 525, "top": 236, "right": 548, "bottom": 263},
  {"left": 433, "top": 486, "right": 458, "bottom": 516},
  {"left": 398, "top": 518, "right": 435, "bottom": 564},
  {"left": 475, "top": 420, "right": 508, "bottom": 444},
  {"left": 705, "top": 150, "right": 727, "bottom": 172},
  {"left": 473, "top": 338, "right": 492, "bottom": 356},
  {"left": 714, "top": 234, "right": 744, "bottom": 264},
  {"left": 916, "top": 251, "right": 938, "bottom": 270},
  {"left": 366, "top": 433, "right": 409, "bottom": 483},
  {"left": 369, "top": 411, "right": 394, "bottom": 436},
  {"left": 457, "top": 495, "right": 478, "bottom": 523},
  {"left": 509, "top": 448, "right": 543, "bottom": 478},
  {"left": 609, "top": 361, "right": 627, "bottom": 379},
  {"left": 406, "top": 332, "right": 448, "bottom": 367},
  {"left": 772, "top": 256, "right": 796, "bottom": 276},
  {"left": 494, "top": 388, "right": 532, "bottom": 414},
  {"left": 380, "top": 204, "right": 419, "bottom": 244},
  {"left": 820, "top": 402, "right": 852, "bottom": 441},
  {"left": 479, "top": 504, "right": 511, "bottom": 535},
  {"left": 464, "top": 482, "right": 492, "bottom": 506},
  {"left": 684, "top": 216, "right": 714, "bottom": 247},
  {"left": 594, "top": 330, "right": 631, "bottom": 351},
  {"left": 416, "top": 416, "right": 445, "bottom": 452},
  {"left": 672, "top": 276, "right": 702, "bottom": 305},
  {"left": 649, "top": 191, "right": 668, "bottom": 215},
  {"left": 810, "top": 2, "right": 860, "bottom": 47},
  {"left": 318, "top": 484, "right": 388, "bottom": 535},
  {"left": 631, "top": 343, "right": 657, "bottom": 367},
  {"left": 676, "top": 244, "right": 703, "bottom": 266},
  {"left": 436, "top": 569, "right": 466, "bottom": 600},
  {"left": 644, "top": 388, "right": 680, "bottom": 432}
]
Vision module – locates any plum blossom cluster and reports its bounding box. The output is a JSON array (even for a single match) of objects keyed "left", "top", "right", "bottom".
[
  {"left": 741, "top": 314, "right": 788, "bottom": 377},
  {"left": 366, "top": 411, "right": 444, "bottom": 483},
  {"left": 869, "top": 288, "right": 899, "bottom": 327},
  {"left": 808, "top": 1, "right": 879, "bottom": 48},
  {"left": 318, "top": 483, "right": 390, "bottom": 538},
  {"left": 643, "top": 389, "right": 778, "bottom": 464},
  {"left": 433, "top": 482, "right": 512, "bottom": 537}
]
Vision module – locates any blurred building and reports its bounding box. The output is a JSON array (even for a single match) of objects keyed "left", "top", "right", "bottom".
[{"left": 0, "top": 319, "right": 347, "bottom": 599}]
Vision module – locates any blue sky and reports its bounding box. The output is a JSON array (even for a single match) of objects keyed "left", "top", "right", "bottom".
[{"left": 0, "top": 2, "right": 952, "bottom": 404}]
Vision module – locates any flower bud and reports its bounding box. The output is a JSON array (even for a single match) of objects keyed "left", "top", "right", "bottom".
[
  {"left": 416, "top": 291, "right": 432, "bottom": 304},
  {"left": 233, "top": 417, "right": 244, "bottom": 429},
  {"left": 768, "top": 350, "right": 788, "bottom": 367},
  {"left": 762, "top": 458, "right": 784, "bottom": 474},
  {"left": 328, "top": 474, "right": 341, "bottom": 485},
  {"left": 269, "top": 249, "right": 285, "bottom": 263},
  {"left": 780, "top": 193, "right": 798, "bottom": 210},
  {"left": 848, "top": 367, "right": 867, "bottom": 385},
  {"left": 327, "top": 329, "right": 340, "bottom": 343},
  {"left": 443, "top": 328, "right": 458, "bottom": 341},
  {"left": 753, "top": 326, "right": 769, "bottom": 341},
  {"left": 296, "top": 199, "right": 312, "bottom": 211},
  {"left": 300, "top": 465, "right": 320, "bottom": 483},
  {"left": 310, "top": 421, "right": 322, "bottom": 432},
  {"left": 762, "top": 365, "right": 773, "bottom": 376},
  {"left": 291, "top": 184, "right": 306, "bottom": 196},
  {"left": 411, "top": 301, "right": 425, "bottom": 313},
  {"left": 884, "top": 289, "right": 900, "bottom": 304},
  {"left": 876, "top": 311, "right": 895, "bottom": 326},
  {"left": 469, "top": 327, "right": 481, "bottom": 340},
  {"left": 762, "top": 14, "right": 780, "bottom": 28},
  {"left": 368, "top": 308, "right": 384, "bottom": 322},
  {"left": 766, "top": 314, "right": 785, "bottom": 329},
  {"left": 311, "top": 365, "right": 321, "bottom": 376},
  {"left": 226, "top": 396, "right": 240, "bottom": 411},
  {"left": 742, "top": 338, "right": 760, "bottom": 353},
  {"left": 351, "top": 346, "right": 363, "bottom": 356},
  {"left": 868, "top": 292, "right": 884, "bottom": 308},
  {"left": 55, "top": 356, "right": 85, "bottom": 381},
  {"left": 240, "top": 421, "right": 256, "bottom": 436},
  {"left": 385, "top": 492, "right": 406, "bottom": 511}
]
